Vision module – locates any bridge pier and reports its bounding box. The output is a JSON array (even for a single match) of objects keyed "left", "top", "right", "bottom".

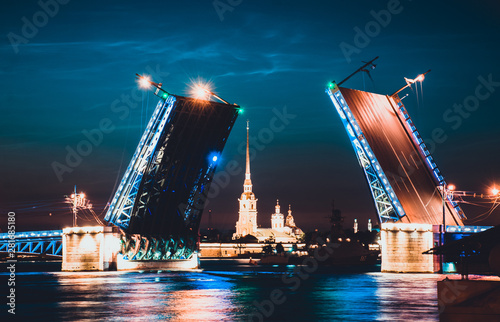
[
  {"left": 62, "top": 226, "right": 120, "bottom": 271},
  {"left": 381, "top": 223, "right": 440, "bottom": 273},
  {"left": 62, "top": 226, "right": 200, "bottom": 271}
]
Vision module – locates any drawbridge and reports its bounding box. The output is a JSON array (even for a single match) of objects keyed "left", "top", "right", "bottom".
[
  {"left": 104, "top": 80, "right": 240, "bottom": 261},
  {"left": 326, "top": 74, "right": 465, "bottom": 226}
]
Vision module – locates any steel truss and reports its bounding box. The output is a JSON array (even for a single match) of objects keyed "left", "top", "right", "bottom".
[
  {"left": 105, "top": 95, "right": 176, "bottom": 229},
  {"left": 391, "top": 95, "right": 465, "bottom": 219},
  {"left": 0, "top": 230, "right": 63, "bottom": 259},
  {"left": 119, "top": 234, "right": 196, "bottom": 261},
  {"left": 104, "top": 89, "right": 239, "bottom": 264},
  {"left": 327, "top": 87, "right": 405, "bottom": 222}
]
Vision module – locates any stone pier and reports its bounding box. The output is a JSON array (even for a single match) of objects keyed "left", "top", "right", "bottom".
[
  {"left": 381, "top": 223, "right": 440, "bottom": 273},
  {"left": 62, "top": 226, "right": 120, "bottom": 271}
]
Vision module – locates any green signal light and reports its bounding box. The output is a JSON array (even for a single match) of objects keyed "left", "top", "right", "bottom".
[
  {"left": 162, "top": 93, "right": 168, "bottom": 99},
  {"left": 238, "top": 108, "right": 244, "bottom": 114},
  {"left": 328, "top": 82, "right": 335, "bottom": 89}
]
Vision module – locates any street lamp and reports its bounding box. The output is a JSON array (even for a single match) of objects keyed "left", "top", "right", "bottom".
[
  {"left": 391, "top": 70, "right": 431, "bottom": 97},
  {"left": 191, "top": 83, "right": 212, "bottom": 101},
  {"left": 491, "top": 187, "right": 499, "bottom": 196},
  {"left": 138, "top": 75, "right": 152, "bottom": 89},
  {"left": 135, "top": 73, "right": 169, "bottom": 99},
  {"left": 189, "top": 81, "right": 232, "bottom": 105},
  {"left": 441, "top": 183, "right": 455, "bottom": 272},
  {"left": 441, "top": 184, "right": 455, "bottom": 233},
  {"left": 67, "top": 185, "right": 91, "bottom": 227}
]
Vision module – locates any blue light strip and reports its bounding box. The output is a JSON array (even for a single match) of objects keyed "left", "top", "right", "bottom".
[
  {"left": 327, "top": 87, "right": 406, "bottom": 222},
  {"left": 446, "top": 225, "right": 492, "bottom": 233},
  {"left": 0, "top": 230, "right": 63, "bottom": 240},
  {"left": 105, "top": 96, "right": 177, "bottom": 229},
  {"left": 0, "top": 230, "right": 63, "bottom": 257},
  {"left": 181, "top": 153, "right": 221, "bottom": 223},
  {"left": 392, "top": 96, "right": 465, "bottom": 219}
]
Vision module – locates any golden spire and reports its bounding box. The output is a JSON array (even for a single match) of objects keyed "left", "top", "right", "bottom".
[
  {"left": 244, "top": 120, "right": 252, "bottom": 192},
  {"left": 246, "top": 120, "right": 250, "bottom": 177}
]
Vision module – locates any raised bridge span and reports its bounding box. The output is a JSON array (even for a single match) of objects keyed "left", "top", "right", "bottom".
[{"left": 327, "top": 85, "right": 465, "bottom": 226}]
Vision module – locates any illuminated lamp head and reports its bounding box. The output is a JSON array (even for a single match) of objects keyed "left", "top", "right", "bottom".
[
  {"left": 190, "top": 82, "right": 212, "bottom": 100},
  {"left": 415, "top": 74, "right": 425, "bottom": 82},
  {"left": 138, "top": 76, "right": 151, "bottom": 89}
]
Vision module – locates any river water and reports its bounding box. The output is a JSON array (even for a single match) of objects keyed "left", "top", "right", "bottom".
[{"left": 1, "top": 260, "right": 442, "bottom": 321}]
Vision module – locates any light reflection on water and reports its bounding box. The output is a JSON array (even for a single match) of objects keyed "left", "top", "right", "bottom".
[{"left": 1, "top": 263, "right": 442, "bottom": 321}]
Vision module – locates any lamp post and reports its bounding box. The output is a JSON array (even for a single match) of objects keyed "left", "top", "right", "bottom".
[
  {"left": 68, "top": 185, "right": 90, "bottom": 227},
  {"left": 135, "top": 73, "right": 169, "bottom": 99},
  {"left": 190, "top": 82, "right": 234, "bottom": 105},
  {"left": 391, "top": 70, "right": 431, "bottom": 97},
  {"left": 441, "top": 183, "right": 455, "bottom": 272}
]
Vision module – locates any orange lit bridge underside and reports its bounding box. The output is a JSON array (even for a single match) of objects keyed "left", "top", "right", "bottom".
[{"left": 339, "top": 87, "right": 463, "bottom": 226}]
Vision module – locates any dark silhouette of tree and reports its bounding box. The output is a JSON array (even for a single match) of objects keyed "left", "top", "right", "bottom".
[{"left": 262, "top": 244, "right": 274, "bottom": 255}]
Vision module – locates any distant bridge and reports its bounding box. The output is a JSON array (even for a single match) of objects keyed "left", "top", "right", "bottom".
[{"left": 0, "top": 230, "right": 62, "bottom": 259}]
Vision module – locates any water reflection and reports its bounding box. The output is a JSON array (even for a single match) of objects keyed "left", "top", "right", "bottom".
[
  {"left": 2, "top": 265, "right": 443, "bottom": 321},
  {"left": 373, "top": 273, "right": 440, "bottom": 321}
]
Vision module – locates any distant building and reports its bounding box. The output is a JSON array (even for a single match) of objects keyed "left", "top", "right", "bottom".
[
  {"left": 368, "top": 219, "right": 372, "bottom": 232},
  {"left": 284, "top": 204, "right": 303, "bottom": 237},
  {"left": 354, "top": 218, "right": 358, "bottom": 234},
  {"left": 233, "top": 121, "right": 302, "bottom": 243},
  {"left": 271, "top": 200, "right": 284, "bottom": 231}
]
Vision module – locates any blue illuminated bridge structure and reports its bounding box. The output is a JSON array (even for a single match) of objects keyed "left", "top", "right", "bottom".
[
  {"left": 2, "top": 74, "right": 483, "bottom": 260},
  {"left": 326, "top": 83, "right": 465, "bottom": 225},
  {"left": 0, "top": 230, "right": 63, "bottom": 260},
  {"left": 2, "top": 85, "right": 241, "bottom": 261},
  {"left": 1, "top": 77, "right": 242, "bottom": 261},
  {"left": 102, "top": 86, "right": 240, "bottom": 261}
]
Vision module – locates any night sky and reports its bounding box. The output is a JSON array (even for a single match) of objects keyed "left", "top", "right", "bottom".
[{"left": 2, "top": 0, "right": 500, "bottom": 232}]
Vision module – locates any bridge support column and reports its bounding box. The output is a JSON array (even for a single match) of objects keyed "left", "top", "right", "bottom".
[
  {"left": 381, "top": 223, "right": 440, "bottom": 273},
  {"left": 62, "top": 226, "right": 120, "bottom": 271}
]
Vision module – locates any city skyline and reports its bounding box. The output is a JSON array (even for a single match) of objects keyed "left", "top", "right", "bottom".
[{"left": 2, "top": 1, "right": 500, "bottom": 232}]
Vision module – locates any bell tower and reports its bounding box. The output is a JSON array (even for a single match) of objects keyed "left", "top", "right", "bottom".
[
  {"left": 271, "top": 199, "right": 285, "bottom": 232},
  {"left": 234, "top": 120, "right": 258, "bottom": 238}
]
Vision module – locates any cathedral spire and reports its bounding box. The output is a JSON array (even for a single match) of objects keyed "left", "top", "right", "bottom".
[
  {"left": 246, "top": 120, "right": 250, "bottom": 177},
  {"left": 244, "top": 120, "right": 252, "bottom": 192}
]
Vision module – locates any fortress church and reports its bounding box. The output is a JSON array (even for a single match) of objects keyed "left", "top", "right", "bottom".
[{"left": 232, "top": 121, "right": 303, "bottom": 243}]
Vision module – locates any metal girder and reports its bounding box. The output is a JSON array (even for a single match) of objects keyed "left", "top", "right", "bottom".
[
  {"left": 0, "top": 230, "right": 63, "bottom": 258},
  {"left": 391, "top": 96, "right": 466, "bottom": 220},
  {"left": 352, "top": 138, "right": 399, "bottom": 221},
  {"left": 120, "top": 234, "right": 196, "bottom": 261},
  {"left": 327, "top": 87, "right": 405, "bottom": 223},
  {"left": 105, "top": 96, "right": 176, "bottom": 229}
]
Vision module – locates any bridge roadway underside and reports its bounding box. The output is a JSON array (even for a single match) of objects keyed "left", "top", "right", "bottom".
[{"left": 340, "top": 87, "right": 463, "bottom": 225}]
